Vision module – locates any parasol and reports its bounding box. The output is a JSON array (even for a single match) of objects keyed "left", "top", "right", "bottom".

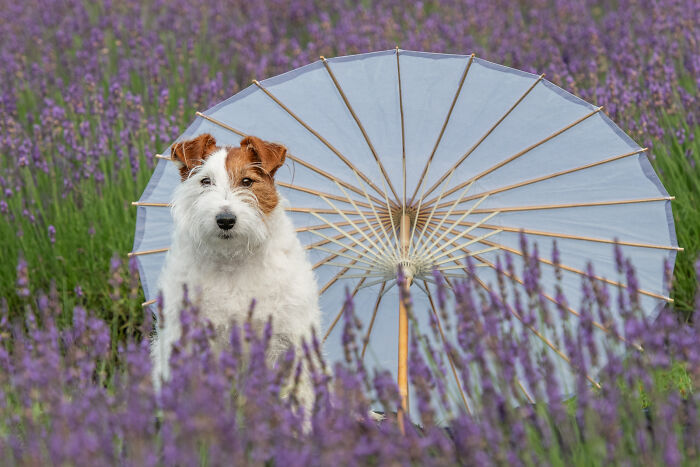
[{"left": 131, "top": 49, "right": 680, "bottom": 420}]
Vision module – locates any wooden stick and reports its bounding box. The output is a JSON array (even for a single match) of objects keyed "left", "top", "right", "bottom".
[
  {"left": 361, "top": 282, "right": 387, "bottom": 359},
  {"left": 396, "top": 47, "right": 407, "bottom": 208},
  {"left": 425, "top": 219, "right": 672, "bottom": 304},
  {"left": 418, "top": 217, "right": 681, "bottom": 252},
  {"left": 131, "top": 202, "right": 169, "bottom": 207},
  {"left": 196, "top": 111, "right": 246, "bottom": 137},
  {"left": 288, "top": 207, "right": 376, "bottom": 216},
  {"left": 424, "top": 221, "right": 661, "bottom": 343},
  {"left": 252, "top": 80, "right": 391, "bottom": 203},
  {"left": 350, "top": 169, "right": 401, "bottom": 262},
  {"left": 305, "top": 223, "right": 374, "bottom": 253},
  {"left": 421, "top": 226, "right": 557, "bottom": 402},
  {"left": 398, "top": 212, "right": 412, "bottom": 429},
  {"left": 409, "top": 54, "right": 475, "bottom": 205},
  {"left": 127, "top": 247, "right": 169, "bottom": 257},
  {"left": 276, "top": 181, "right": 372, "bottom": 209},
  {"left": 322, "top": 276, "right": 367, "bottom": 343},
  {"left": 427, "top": 196, "right": 673, "bottom": 215},
  {"left": 311, "top": 200, "right": 394, "bottom": 267},
  {"left": 321, "top": 56, "right": 400, "bottom": 202},
  {"left": 426, "top": 148, "right": 649, "bottom": 210},
  {"left": 194, "top": 111, "right": 389, "bottom": 207},
  {"left": 421, "top": 106, "right": 602, "bottom": 204},
  {"left": 424, "top": 281, "right": 472, "bottom": 414},
  {"left": 415, "top": 191, "right": 489, "bottom": 259},
  {"left": 334, "top": 180, "right": 399, "bottom": 263},
  {"left": 306, "top": 219, "right": 389, "bottom": 268},
  {"left": 418, "top": 73, "right": 545, "bottom": 202}
]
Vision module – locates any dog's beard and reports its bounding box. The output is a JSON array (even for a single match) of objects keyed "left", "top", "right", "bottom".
[{"left": 210, "top": 211, "right": 268, "bottom": 260}]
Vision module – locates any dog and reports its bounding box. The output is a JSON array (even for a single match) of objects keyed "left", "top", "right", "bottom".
[{"left": 150, "top": 133, "right": 321, "bottom": 413}]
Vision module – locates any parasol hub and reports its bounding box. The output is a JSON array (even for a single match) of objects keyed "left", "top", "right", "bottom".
[{"left": 397, "top": 259, "right": 416, "bottom": 283}]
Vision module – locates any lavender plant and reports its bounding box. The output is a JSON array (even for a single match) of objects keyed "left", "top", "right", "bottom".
[{"left": 1, "top": 245, "right": 698, "bottom": 464}]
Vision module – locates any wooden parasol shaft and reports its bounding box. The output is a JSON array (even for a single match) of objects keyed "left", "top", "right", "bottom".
[{"left": 398, "top": 212, "right": 412, "bottom": 432}]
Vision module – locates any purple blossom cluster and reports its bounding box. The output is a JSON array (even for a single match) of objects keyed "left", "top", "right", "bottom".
[
  {"left": 1, "top": 245, "right": 699, "bottom": 464},
  {"left": 0, "top": 0, "right": 696, "bottom": 203}
]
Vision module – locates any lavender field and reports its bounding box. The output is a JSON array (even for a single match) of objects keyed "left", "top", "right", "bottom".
[{"left": 1, "top": 0, "right": 699, "bottom": 464}]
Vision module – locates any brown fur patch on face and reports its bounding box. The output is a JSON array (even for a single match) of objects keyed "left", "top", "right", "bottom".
[
  {"left": 225, "top": 145, "right": 280, "bottom": 215},
  {"left": 171, "top": 133, "right": 218, "bottom": 181}
]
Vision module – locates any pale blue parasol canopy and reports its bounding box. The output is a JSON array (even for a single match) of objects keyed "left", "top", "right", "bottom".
[{"left": 131, "top": 49, "right": 679, "bottom": 416}]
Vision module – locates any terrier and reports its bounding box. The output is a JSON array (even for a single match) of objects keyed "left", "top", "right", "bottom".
[{"left": 150, "top": 133, "right": 321, "bottom": 412}]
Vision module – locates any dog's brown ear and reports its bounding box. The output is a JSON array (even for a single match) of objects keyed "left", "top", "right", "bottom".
[
  {"left": 240, "top": 136, "right": 287, "bottom": 177},
  {"left": 171, "top": 134, "right": 218, "bottom": 180}
]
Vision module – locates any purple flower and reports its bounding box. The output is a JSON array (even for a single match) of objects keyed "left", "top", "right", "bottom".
[{"left": 15, "top": 253, "right": 30, "bottom": 298}]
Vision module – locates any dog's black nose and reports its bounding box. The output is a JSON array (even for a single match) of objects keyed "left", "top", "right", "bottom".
[{"left": 216, "top": 213, "right": 237, "bottom": 230}]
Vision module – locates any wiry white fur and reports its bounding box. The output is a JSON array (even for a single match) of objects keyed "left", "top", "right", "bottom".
[{"left": 151, "top": 148, "right": 321, "bottom": 412}]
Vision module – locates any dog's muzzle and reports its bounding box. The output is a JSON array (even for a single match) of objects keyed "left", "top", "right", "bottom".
[{"left": 215, "top": 212, "right": 237, "bottom": 231}]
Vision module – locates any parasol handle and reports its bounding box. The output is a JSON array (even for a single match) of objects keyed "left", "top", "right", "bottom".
[{"left": 398, "top": 212, "right": 412, "bottom": 433}]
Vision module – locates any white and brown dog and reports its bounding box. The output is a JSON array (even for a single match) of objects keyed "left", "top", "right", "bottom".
[{"left": 151, "top": 133, "right": 320, "bottom": 411}]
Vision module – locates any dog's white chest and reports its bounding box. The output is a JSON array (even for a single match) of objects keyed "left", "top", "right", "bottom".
[
  {"left": 190, "top": 267, "right": 273, "bottom": 327},
  {"left": 169, "top": 240, "right": 317, "bottom": 334}
]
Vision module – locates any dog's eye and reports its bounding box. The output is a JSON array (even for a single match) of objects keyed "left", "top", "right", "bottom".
[
  {"left": 241, "top": 178, "right": 253, "bottom": 187},
  {"left": 201, "top": 177, "right": 212, "bottom": 186}
]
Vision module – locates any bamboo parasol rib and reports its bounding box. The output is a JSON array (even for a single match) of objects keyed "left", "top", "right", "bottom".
[
  {"left": 424, "top": 223, "right": 601, "bottom": 389},
  {"left": 415, "top": 73, "right": 546, "bottom": 204},
  {"left": 427, "top": 148, "right": 650, "bottom": 211},
  {"left": 428, "top": 220, "right": 673, "bottom": 303},
  {"left": 361, "top": 281, "right": 388, "bottom": 359},
  {"left": 396, "top": 47, "right": 407, "bottom": 209},
  {"left": 423, "top": 221, "right": 651, "bottom": 348},
  {"left": 408, "top": 53, "right": 475, "bottom": 206},
  {"left": 421, "top": 231, "right": 572, "bottom": 402},
  {"left": 420, "top": 107, "right": 603, "bottom": 207},
  {"left": 196, "top": 109, "right": 389, "bottom": 207},
  {"left": 321, "top": 56, "right": 400, "bottom": 203},
  {"left": 426, "top": 196, "right": 673, "bottom": 216},
  {"left": 424, "top": 281, "right": 472, "bottom": 414},
  {"left": 252, "top": 79, "right": 392, "bottom": 204}
]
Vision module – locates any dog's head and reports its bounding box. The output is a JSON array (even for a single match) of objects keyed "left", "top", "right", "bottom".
[{"left": 170, "top": 133, "right": 287, "bottom": 259}]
